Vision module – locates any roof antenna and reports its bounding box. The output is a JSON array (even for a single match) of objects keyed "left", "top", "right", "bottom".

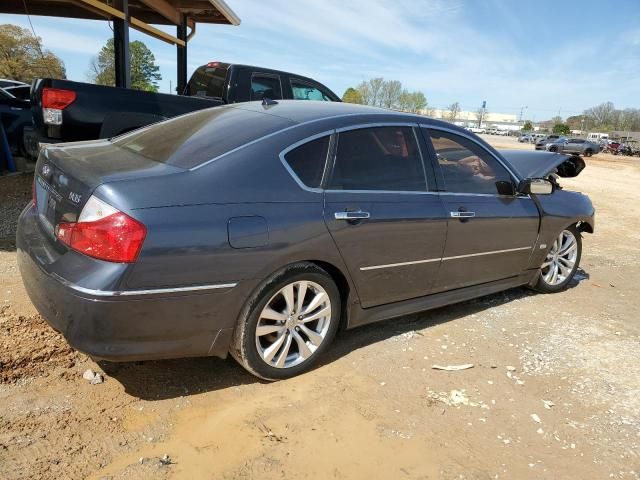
[{"left": 262, "top": 97, "right": 278, "bottom": 107}]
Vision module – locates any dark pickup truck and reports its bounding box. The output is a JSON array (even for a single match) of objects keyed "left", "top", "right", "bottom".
[{"left": 31, "top": 61, "right": 340, "bottom": 147}]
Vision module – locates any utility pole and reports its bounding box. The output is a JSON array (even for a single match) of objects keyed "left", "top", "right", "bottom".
[
  {"left": 479, "top": 100, "right": 486, "bottom": 128},
  {"left": 519, "top": 105, "right": 528, "bottom": 122}
]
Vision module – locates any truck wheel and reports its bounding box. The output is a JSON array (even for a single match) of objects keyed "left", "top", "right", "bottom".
[{"left": 231, "top": 262, "right": 341, "bottom": 381}]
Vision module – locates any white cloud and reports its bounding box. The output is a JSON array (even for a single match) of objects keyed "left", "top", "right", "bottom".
[{"left": 7, "top": 18, "right": 107, "bottom": 55}]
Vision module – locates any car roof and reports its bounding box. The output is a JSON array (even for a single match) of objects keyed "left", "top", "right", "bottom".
[{"left": 228, "top": 100, "right": 453, "bottom": 128}]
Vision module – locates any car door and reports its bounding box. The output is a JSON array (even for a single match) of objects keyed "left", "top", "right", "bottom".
[
  {"left": 570, "top": 139, "right": 585, "bottom": 153},
  {"left": 323, "top": 124, "right": 448, "bottom": 308},
  {"left": 562, "top": 138, "right": 579, "bottom": 153},
  {"left": 421, "top": 127, "right": 540, "bottom": 292}
]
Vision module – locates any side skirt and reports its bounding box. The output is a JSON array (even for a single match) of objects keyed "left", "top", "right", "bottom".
[{"left": 347, "top": 271, "right": 537, "bottom": 329}]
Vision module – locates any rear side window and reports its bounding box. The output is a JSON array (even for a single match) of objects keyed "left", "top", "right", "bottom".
[
  {"left": 426, "top": 129, "right": 512, "bottom": 194},
  {"left": 187, "top": 65, "right": 228, "bottom": 98},
  {"left": 112, "top": 106, "right": 293, "bottom": 168},
  {"left": 283, "top": 136, "right": 330, "bottom": 189},
  {"left": 328, "top": 126, "right": 427, "bottom": 191},
  {"left": 290, "top": 79, "right": 332, "bottom": 101},
  {"left": 251, "top": 74, "right": 282, "bottom": 101}
]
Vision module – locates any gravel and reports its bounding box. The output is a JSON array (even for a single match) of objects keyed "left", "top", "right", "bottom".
[{"left": 0, "top": 174, "right": 33, "bottom": 250}]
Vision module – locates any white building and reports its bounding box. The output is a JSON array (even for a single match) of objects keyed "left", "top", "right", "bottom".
[{"left": 420, "top": 108, "right": 521, "bottom": 130}]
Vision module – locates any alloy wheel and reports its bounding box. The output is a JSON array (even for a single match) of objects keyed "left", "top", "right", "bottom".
[
  {"left": 255, "top": 280, "right": 332, "bottom": 369},
  {"left": 541, "top": 230, "right": 578, "bottom": 286}
]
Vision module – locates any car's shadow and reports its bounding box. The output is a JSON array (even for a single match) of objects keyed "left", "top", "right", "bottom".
[{"left": 102, "top": 270, "right": 589, "bottom": 400}]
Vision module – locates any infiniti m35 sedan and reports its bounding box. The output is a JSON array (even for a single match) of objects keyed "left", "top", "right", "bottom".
[{"left": 17, "top": 101, "right": 594, "bottom": 380}]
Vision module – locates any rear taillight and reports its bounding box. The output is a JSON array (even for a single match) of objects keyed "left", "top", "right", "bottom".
[
  {"left": 56, "top": 196, "right": 146, "bottom": 263},
  {"left": 42, "top": 88, "right": 76, "bottom": 125}
]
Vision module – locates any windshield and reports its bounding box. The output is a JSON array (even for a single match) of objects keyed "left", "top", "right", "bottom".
[{"left": 112, "top": 105, "right": 294, "bottom": 168}]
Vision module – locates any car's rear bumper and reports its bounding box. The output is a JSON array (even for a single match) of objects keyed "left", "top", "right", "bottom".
[{"left": 16, "top": 204, "right": 240, "bottom": 361}]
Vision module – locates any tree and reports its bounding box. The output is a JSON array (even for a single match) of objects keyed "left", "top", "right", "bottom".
[
  {"left": 368, "top": 77, "right": 384, "bottom": 106},
  {"left": 342, "top": 87, "right": 363, "bottom": 104},
  {"left": 522, "top": 120, "right": 533, "bottom": 131},
  {"left": 350, "top": 77, "right": 427, "bottom": 112},
  {"left": 355, "top": 77, "right": 384, "bottom": 106},
  {"left": 89, "top": 38, "right": 161, "bottom": 92},
  {"left": 397, "top": 90, "right": 426, "bottom": 113},
  {"left": 565, "top": 115, "right": 586, "bottom": 131},
  {"left": 409, "top": 91, "right": 427, "bottom": 113},
  {"left": 0, "top": 24, "right": 66, "bottom": 82},
  {"left": 584, "top": 101, "right": 615, "bottom": 127},
  {"left": 552, "top": 123, "right": 570, "bottom": 135},
  {"left": 447, "top": 102, "right": 461, "bottom": 121},
  {"left": 379, "top": 80, "right": 402, "bottom": 109},
  {"left": 474, "top": 107, "right": 487, "bottom": 126}
]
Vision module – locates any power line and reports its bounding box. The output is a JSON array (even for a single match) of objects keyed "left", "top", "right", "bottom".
[{"left": 21, "top": 0, "right": 55, "bottom": 78}]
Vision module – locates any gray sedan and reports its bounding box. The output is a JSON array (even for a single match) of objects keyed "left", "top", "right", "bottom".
[
  {"left": 17, "top": 101, "right": 594, "bottom": 380},
  {"left": 547, "top": 138, "right": 600, "bottom": 156}
]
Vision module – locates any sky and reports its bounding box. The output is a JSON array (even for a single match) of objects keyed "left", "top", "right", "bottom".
[{"left": 2, "top": 0, "right": 639, "bottom": 121}]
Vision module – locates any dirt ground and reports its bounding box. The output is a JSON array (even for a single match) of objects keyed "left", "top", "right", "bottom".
[{"left": 1, "top": 138, "right": 639, "bottom": 480}]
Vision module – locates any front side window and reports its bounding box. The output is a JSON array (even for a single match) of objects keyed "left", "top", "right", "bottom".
[
  {"left": 426, "top": 129, "right": 512, "bottom": 195},
  {"left": 283, "top": 136, "right": 330, "bottom": 188},
  {"left": 251, "top": 74, "right": 282, "bottom": 101},
  {"left": 290, "top": 79, "right": 331, "bottom": 101},
  {"left": 328, "top": 126, "right": 427, "bottom": 191}
]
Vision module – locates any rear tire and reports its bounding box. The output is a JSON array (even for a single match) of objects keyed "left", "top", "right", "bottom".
[
  {"left": 231, "top": 263, "right": 341, "bottom": 381},
  {"left": 534, "top": 225, "right": 582, "bottom": 293}
]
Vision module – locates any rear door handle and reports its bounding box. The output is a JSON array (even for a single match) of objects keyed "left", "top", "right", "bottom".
[
  {"left": 450, "top": 211, "right": 475, "bottom": 218},
  {"left": 335, "top": 210, "right": 370, "bottom": 220}
]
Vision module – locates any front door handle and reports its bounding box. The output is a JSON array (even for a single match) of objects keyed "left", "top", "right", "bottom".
[
  {"left": 335, "top": 210, "right": 370, "bottom": 220},
  {"left": 450, "top": 211, "right": 475, "bottom": 218}
]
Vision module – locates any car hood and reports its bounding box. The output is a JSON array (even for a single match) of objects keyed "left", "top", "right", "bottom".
[{"left": 499, "top": 150, "right": 586, "bottom": 179}]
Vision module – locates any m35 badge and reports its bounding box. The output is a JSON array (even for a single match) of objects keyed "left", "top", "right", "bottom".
[{"left": 68, "top": 191, "right": 82, "bottom": 204}]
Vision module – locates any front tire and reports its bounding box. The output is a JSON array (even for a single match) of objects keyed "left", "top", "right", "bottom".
[
  {"left": 584, "top": 149, "right": 593, "bottom": 157},
  {"left": 534, "top": 226, "right": 582, "bottom": 293},
  {"left": 231, "top": 263, "right": 341, "bottom": 381}
]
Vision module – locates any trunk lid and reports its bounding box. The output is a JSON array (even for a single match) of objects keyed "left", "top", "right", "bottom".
[
  {"left": 499, "top": 150, "right": 585, "bottom": 179},
  {"left": 34, "top": 140, "right": 182, "bottom": 238}
]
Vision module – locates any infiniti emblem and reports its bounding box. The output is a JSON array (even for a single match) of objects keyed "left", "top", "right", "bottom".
[{"left": 42, "top": 164, "right": 51, "bottom": 176}]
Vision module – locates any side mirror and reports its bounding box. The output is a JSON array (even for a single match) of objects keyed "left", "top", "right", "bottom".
[
  {"left": 519, "top": 178, "right": 554, "bottom": 195},
  {"left": 495, "top": 180, "right": 516, "bottom": 196}
]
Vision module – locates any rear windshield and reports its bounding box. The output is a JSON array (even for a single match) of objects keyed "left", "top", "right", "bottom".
[
  {"left": 188, "top": 65, "right": 228, "bottom": 98},
  {"left": 112, "top": 106, "right": 294, "bottom": 168}
]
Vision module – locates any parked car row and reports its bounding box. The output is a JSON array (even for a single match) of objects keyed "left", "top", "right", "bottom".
[
  {"left": 518, "top": 133, "right": 545, "bottom": 143},
  {"left": 600, "top": 139, "right": 640, "bottom": 157},
  {"left": 465, "top": 126, "right": 511, "bottom": 135}
]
